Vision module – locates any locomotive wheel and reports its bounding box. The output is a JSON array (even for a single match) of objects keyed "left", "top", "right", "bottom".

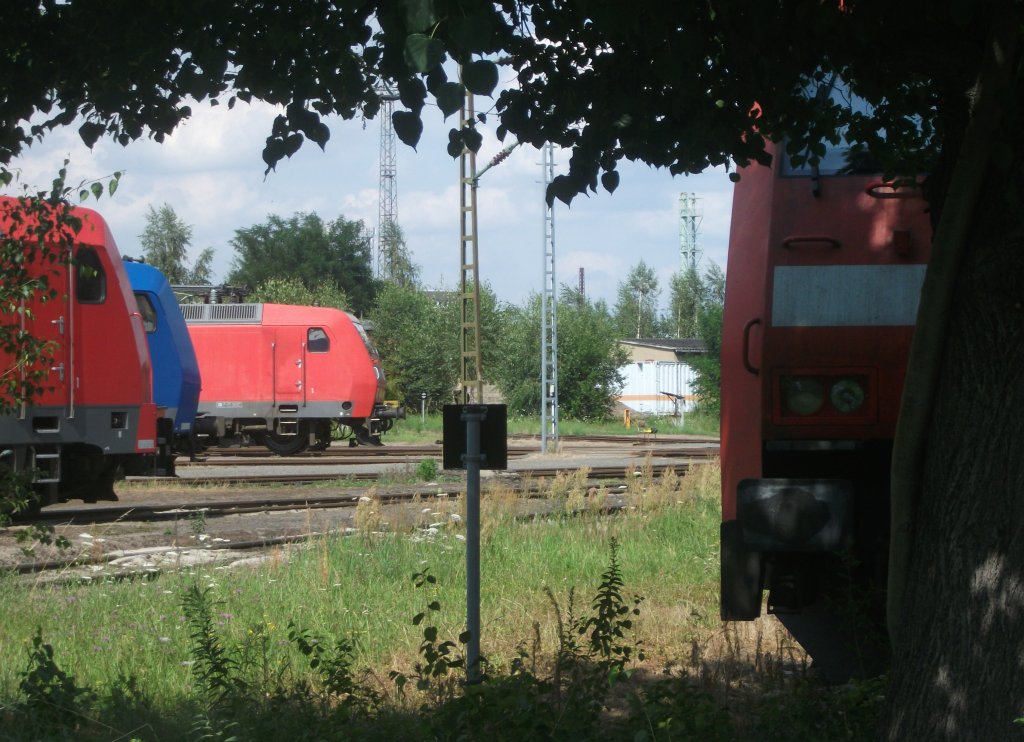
[{"left": 263, "top": 423, "right": 310, "bottom": 456}]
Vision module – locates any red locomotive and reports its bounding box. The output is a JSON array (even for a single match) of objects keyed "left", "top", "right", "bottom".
[
  {"left": 0, "top": 196, "right": 174, "bottom": 504},
  {"left": 182, "top": 302, "right": 402, "bottom": 454},
  {"left": 719, "top": 139, "right": 932, "bottom": 673}
]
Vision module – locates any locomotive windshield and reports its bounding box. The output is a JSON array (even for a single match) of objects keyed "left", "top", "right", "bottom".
[{"left": 349, "top": 315, "right": 380, "bottom": 358}]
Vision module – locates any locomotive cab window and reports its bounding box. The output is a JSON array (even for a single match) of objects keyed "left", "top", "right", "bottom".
[
  {"left": 307, "top": 327, "right": 329, "bottom": 353},
  {"left": 75, "top": 247, "right": 106, "bottom": 303},
  {"left": 134, "top": 293, "right": 158, "bottom": 333}
]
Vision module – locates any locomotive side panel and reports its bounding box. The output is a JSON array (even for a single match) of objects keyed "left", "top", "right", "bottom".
[
  {"left": 184, "top": 302, "right": 391, "bottom": 452},
  {"left": 189, "top": 324, "right": 271, "bottom": 413}
]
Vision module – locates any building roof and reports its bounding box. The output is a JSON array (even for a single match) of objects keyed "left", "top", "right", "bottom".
[{"left": 619, "top": 337, "right": 707, "bottom": 354}]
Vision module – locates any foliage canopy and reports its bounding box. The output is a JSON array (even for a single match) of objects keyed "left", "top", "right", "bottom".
[
  {"left": 492, "top": 287, "right": 627, "bottom": 420},
  {"left": 227, "top": 212, "right": 376, "bottom": 314},
  {"left": 0, "top": 2, "right": 985, "bottom": 206},
  {"left": 138, "top": 203, "right": 213, "bottom": 285}
]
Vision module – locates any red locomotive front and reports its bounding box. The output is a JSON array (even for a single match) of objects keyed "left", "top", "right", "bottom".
[
  {"left": 0, "top": 197, "right": 161, "bottom": 503},
  {"left": 720, "top": 138, "right": 932, "bottom": 674}
]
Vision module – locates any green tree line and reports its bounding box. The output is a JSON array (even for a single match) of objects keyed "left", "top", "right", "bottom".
[{"left": 142, "top": 203, "right": 725, "bottom": 420}]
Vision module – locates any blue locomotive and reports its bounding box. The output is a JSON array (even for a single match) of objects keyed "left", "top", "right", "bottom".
[{"left": 124, "top": 260, "right": 201, "bottom": 458}]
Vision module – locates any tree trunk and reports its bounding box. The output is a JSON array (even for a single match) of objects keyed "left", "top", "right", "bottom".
[{"left": 884, "top": 148, "right": 1024, "bottom": 739}]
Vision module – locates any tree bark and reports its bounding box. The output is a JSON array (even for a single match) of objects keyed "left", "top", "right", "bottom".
[
  {"left": 885, "top": 10, "right": 1024, "bottom": 738},
  {"left": 885, "top": 173, "right": 1024, "bottom": 739}
]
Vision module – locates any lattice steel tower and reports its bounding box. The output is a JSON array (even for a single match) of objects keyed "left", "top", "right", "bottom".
[
  {"left": 458, "top": 91, "right": 484, "bottom": 404},
  {"left": 540, "top": 142, "right": 559, "bottom": 451},
  {"left": 377, "top": 87, "right": 399, "bottom": 279},
  {"left": 679, "top": 192, "right": 703, "bottom": 269}
]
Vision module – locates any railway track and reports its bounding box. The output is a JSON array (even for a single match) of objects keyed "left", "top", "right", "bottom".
[
  {"left": 23, "top": 456, "right": 715, "bottom": 527},
  {"left": 12, "top": 481, "right": 640, "bottom": 578},
  {"left": 3, "top": 437, "right": 721, "bottom": 581},
  {"left": 188, "top": 434, "right": 719, "bottom": 460},
  {"left": 167, "top": 456, "right": 716, "bottom": 486},
  {"left": 180, "top": 439, "right": 718, "bottom": 467}
]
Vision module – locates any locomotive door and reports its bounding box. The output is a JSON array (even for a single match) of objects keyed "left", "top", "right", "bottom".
[
  {"left": 21, "top": 248, "right": 73, "bottom": 418},
  {"left": 273, "top": 327, "right": 304, "bottom": 403}
]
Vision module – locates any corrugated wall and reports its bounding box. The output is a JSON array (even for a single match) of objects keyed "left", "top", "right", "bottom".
[{"left": 617, "top": 361, "right": 699, "bottom": 416}]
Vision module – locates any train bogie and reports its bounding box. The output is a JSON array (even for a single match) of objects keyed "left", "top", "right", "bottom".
[
  {"left": 182, "top": 302, "right": 402, "bottom": 454},
  {"left": 0, "top": 197, "right": 171, "bottom": 504},
  {"left": 720, "top": 139, "right": 932, "bottom": 674}
]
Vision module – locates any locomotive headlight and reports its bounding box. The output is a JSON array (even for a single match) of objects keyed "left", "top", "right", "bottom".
[
  {"left": 830, "top": 378, "right": 866, "bottom": 413},
  {"left": 783, "top": 377, "right": 825, "bottom": 415}
]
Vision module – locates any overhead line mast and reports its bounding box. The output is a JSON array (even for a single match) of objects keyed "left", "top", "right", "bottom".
[
  {"left": 377, "top": 85, "right": 399, "bottom": 279},
  {"left": 458, "top": 91, "right": 484, "bottom": 404},
  {"left": 679, "top": 192, "right": 703, "bottom": 270},
  {"left": 540, "top": 142, "right": 559, "bottom": 451}
]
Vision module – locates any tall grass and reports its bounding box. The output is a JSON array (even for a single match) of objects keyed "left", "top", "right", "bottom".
[{"left": 0, "top": 462, "right": 721, "bottom": 703}]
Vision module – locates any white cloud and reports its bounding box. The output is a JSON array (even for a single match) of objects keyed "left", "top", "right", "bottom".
[{"left": 5, "top": 103, "right": 735, "bottom": 309}]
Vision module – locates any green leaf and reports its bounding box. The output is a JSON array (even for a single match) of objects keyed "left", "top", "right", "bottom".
[
  {"left": 435, "top": 82, "right": 464, "bottom": 119},
  {"left": 404, "top": 33, "right": 444, "bottom": 73},
  {"left": 425, "top": 65, "right": 448, "bottom": 96},
  {"left": 398, "top": 77, "right": 427, "bottom": 113},
  {"left": 404, "top": 0, "right": 436, "bottom": 32},
  {"left": 108, "top": 178, "right": 118, "bottom": 197},
  {"left": 392, "top": 110, "right": 423, "bottom": 149},
  {"left": 423, "top": 626, "right": 438, "bottom": 642},
  {"left": 447, "top": 136, "right": 464, "bottom": 158},
  {"left": 462, "top": 127, "right": 482, "bottom": 153},
  {"left": 462, "top": 60, "right": 499, "bottom": 97},
  {"left": 448, "top": 12, "right": 495, "bottom": 55},
  {"left": 601, "top": 170, "right": 620, "bottom": 194},
  {"left": 78, "top": 121, "right": 104, "bottom": 148},
  {"left": 90, "top": 182, "right": 103, "bottom": 200}
]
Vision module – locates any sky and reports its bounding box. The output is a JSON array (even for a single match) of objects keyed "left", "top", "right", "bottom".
[{"left": 8, "top": 97, "right": 735, "bottom": 311}]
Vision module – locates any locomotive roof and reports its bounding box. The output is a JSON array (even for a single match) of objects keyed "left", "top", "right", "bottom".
[{"left": 180, "top": 302, "right": 358, "bottom": 326}]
